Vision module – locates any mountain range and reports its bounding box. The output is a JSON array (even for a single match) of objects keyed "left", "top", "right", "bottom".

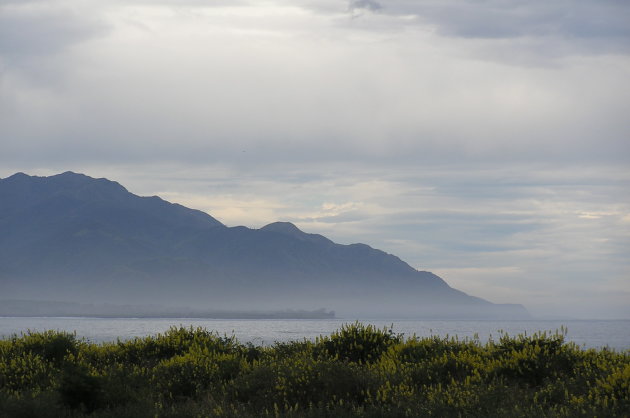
[{"left": 0, "top": 172, "right": 528, "bottom": 318}]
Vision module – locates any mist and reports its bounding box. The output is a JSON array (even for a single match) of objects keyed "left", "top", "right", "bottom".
[{"left": 1, "top": 0, "right": 629, "bottom": 319}]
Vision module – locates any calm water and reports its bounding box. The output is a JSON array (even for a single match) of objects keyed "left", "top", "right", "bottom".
[{"left": 1, "top": 317, "right": 628, "bottom": 350}]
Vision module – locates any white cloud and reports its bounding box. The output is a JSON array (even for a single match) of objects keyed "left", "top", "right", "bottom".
[{"left": 1, "top": 0, "right": 629, "bottom": 318}]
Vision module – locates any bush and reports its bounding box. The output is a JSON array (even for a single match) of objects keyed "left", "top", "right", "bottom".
[
  {"left": 58, "top": 363, "right": 104, "bottom": 412},
  {"left": 3, "top": 330, "right": 79, "bottom": 366},
  {"left": 314, "top": 322, "right": 402, "bottom": 364},
  {"left": 491, "top": 331, "right": 578, "bottom": 385},
  {"left": 0, "top": 351, "right": 54, "bottom": 393},
  {"left": 0, "top": 324, "right": 628, "bottom": 417}
]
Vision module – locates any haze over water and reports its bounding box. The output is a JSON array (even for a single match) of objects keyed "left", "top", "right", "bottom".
[{"left": 2, "top": 0, "right": 629, "bottom": 319}]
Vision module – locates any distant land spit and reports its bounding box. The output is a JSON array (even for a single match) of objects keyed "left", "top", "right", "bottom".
[{"left": 0, "top": 300, "right": 335, "bottom": 319}]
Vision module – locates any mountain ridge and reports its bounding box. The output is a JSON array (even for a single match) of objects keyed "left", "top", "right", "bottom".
[{"left": 0, "top": 172, "right": 529, "bottom": 318}]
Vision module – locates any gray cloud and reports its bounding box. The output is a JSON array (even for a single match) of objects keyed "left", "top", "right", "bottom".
[
  {"left": 349, "top": 0, "right": 382, "bottom": 12},
  {"left": 1, "top": 0, "right": 629, "bottom": 318},
  {"left": 0, "top": 1, "right": 109, "bottom": 85},
  {"left": 408, "top": 1, "right": 630, "bottom": 40},
  {"left": 333, "top": 0, "right": 630, "bottom": 59},
  {"left": 0, "top": 13, "right": 94, "bottom": 57},
  {"left": 421, "top": 0, "right": 630, "bottom": 59}
]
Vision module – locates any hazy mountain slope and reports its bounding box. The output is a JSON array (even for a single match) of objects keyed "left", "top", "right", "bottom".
[
  {"left": 0, "top": 172, "right": 528, "bottom": 318},
  {"left": 0, "top": 172, "right": 224, "bottom": 282}
]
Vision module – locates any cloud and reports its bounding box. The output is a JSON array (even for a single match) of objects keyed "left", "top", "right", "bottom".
[
  {"left": 349, "top": 0, "right": 630, "bottom": 54},
  {"left": 0, "top": 0, "right": 109, "bottom": 86},
  {"left": 349, "top": 0, "right": 382, "bottom": 12},
  {"left": 0, "top": 10, "right": 96, "bottom": 57},
  {"left": 302, "top": 0, "right": 630, "bottom": 65},
  {"left": 0, "top": 0, "right": 629, "bottom": 318},
  {"left": 412, "top": 1, "right": 628, "bottom": 39},
  {"left": 1, "top": 1, "right": 628, "bottom": 171}
]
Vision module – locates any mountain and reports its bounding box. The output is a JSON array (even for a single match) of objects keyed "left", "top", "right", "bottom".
[{"left": 0, "top": 172, "right": 528, "bottom": 318}]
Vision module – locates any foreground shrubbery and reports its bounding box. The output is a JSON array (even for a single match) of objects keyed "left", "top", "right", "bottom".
[{"left": 0, "top": 323, "right": 628, "bottom": 417}]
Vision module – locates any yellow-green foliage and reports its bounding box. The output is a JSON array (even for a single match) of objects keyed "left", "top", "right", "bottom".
[{"left": 0, "top": 324, "right": 628, "bottom": 417}]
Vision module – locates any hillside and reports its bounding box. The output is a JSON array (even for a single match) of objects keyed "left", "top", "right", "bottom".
[{"left": 0, "top": 172, "right": 528, "bottom": 318}]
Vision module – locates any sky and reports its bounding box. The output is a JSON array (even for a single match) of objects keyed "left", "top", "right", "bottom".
[{"left": 1, "top": 0, "right": 629, "bottom": 318}]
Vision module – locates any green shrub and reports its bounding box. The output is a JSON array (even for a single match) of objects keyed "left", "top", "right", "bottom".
[
  {"left": 58, "top": 363, "right": 104, "bottom": 412},
  {"left": 315, "top": 322, "right": 402, "bottom": 364},
  {"left": 3, "top": 330, "right": 79, "bottom": 366},
  {"left": 491, "top": 331, "right": 578, "bottom": 385},
  {"left": 0, "top": 351, "right": 54, "bottom": 394},
  {"left": 152, "top": 352, "right": 217, "bottom": 400},
  {"left": 0, "top": 323, "right": 627, "bottom": 417},
  {"left": 0, "top": 390, "right": 62, "bottom": 418}
]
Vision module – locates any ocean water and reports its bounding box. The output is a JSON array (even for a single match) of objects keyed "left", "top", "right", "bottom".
[{"left": 0, "top": 317, "right": 628, "bottom": 350}]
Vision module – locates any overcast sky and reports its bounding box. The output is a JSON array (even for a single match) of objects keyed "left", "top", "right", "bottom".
[{"left": 1, "top": 0, "right": 629, "bottom": 318}]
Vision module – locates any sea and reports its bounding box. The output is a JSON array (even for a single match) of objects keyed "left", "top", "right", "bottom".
[{"left": 1, "top": 317, "right": 629, "bottom": 351}]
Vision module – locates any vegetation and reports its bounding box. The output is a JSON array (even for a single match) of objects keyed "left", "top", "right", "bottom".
[{"left": 0, "top": 323, "right": 628, "bottom": 417}]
